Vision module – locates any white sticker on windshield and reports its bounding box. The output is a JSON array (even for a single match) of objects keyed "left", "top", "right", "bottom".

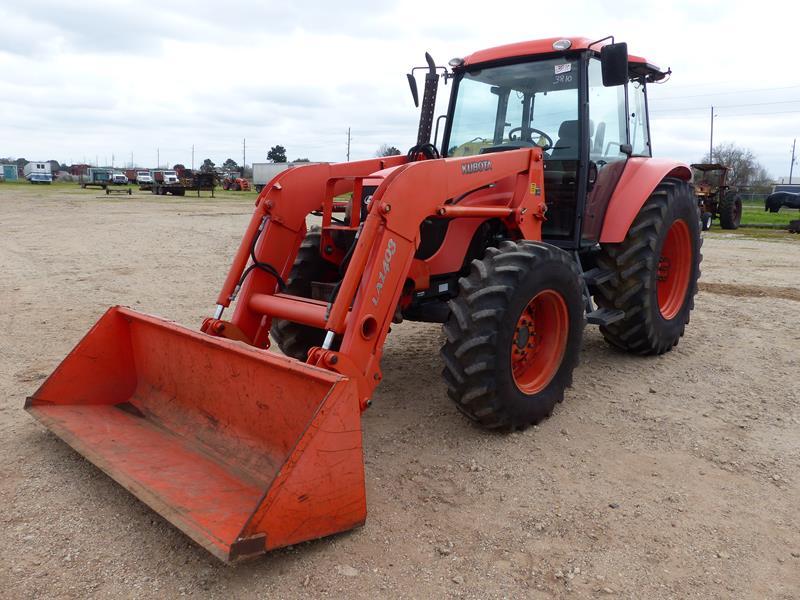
[{"left": 554, "top": 63, "right": 572, "bottom": 75}]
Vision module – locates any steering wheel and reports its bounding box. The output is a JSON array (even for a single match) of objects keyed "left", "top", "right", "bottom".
[{"left": 508, "top": 127, "right": 553, "bottom": 151}]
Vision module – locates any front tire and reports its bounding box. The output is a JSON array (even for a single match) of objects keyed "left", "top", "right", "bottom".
[
  {"left": 701, "top": 211, "right": 713, "bottom": 231},
  {"left": 718, "top": 192, "right": 742, "bottom": 229},
  {"left": 441, "top": 241, "right": 584, "bottom": 431},
  {"left": 593, "top": 177, "right": 701, "bottom": 355},
  {"left": 272, "top": 229, "right": 340, "bottom": 360}
]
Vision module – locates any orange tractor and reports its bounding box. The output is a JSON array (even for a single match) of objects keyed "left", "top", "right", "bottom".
[
  {"left": 221, "top": 174, "right": 251, "bottom": 191},
  {"left": 692, "top": 163, "right": 742, "bottom": 230},
  {"left": 26, "top": 37, "right": 701, "bottom": 561}
]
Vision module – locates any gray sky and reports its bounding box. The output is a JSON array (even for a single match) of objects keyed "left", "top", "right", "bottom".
[{"left": 1, "top": 0, "right": 798, "bottom": 179}]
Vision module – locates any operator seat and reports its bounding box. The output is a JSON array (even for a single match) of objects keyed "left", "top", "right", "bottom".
[
  {"left": 550, "top": 119, "right": 594, "bottom": 160},
  {"left": 542, "top": 119, "right": 594, "bottom": 241}
]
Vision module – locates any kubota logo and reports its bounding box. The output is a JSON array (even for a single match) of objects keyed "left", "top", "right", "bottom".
[
  {"left": 371, "top": 238, "right": 397, "bottom": 306},
  {"left": 461, "top": 159, "right": 492, "bottom": 175}
]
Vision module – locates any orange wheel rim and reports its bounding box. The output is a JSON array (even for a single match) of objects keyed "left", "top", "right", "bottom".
[
  {"left": 657, "top": 219, "right": 692, "bottom": 320},
  {"left": 511, "top": 290, "right": 569, "bottom": 395}
]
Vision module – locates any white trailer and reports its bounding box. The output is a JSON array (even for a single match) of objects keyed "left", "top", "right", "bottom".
[
  {"left": 23, "top": 161, "right": 53, "bottom": 184},
  {"left": 252, "top": 162, "right": 321, "bottom": 192}
]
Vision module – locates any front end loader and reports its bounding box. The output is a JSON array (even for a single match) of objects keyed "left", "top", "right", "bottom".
[{"left": 26, "top": 37, "right": 701, "bottom": 561}]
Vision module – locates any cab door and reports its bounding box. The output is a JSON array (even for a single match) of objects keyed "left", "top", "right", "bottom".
[
  {"left": 581, "top": 57, "right": 629, "bottom": 243},
  {"left": 581, "top": 59, "right": 650, "bottom": 243}
]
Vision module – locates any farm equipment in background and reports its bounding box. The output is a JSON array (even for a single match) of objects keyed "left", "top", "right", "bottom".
[
  {"left": 765, "top": 190, "right": 800, "bottom": 233},
  {"left": 221, "top": 174, "right": 251, "bottom": 191},
  {"left": 26, "top": 36, "right": 702, "bottom": 562},
  {"left": 691, "top": 163, "right": 742, "bottom": 230}
]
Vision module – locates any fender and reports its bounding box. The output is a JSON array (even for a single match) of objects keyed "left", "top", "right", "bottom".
[{"left": 599, "top": 158, "right": 692, "bottom": 243}]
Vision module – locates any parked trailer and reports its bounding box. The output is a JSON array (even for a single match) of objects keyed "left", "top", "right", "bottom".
[
  {"left": 1, "top": 164, "right": 19, "bottom": 181},
  {"left": 252, "top": 162, "right": 320, "bottom": 192},
  {"left": 23, "top": 162, "right": 53, "bottom": 184},
  {"left": 80, "top": 168, "right": 112, "bottom": 190},
  {"left": 184, "top": 172, "right": 217, "bottom": 197}
]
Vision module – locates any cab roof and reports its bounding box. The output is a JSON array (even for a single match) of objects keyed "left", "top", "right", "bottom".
[
  {"left": 462, "top": 37, "right": 667, "bottom": 81},
  {"left": 691, "top": 163, "right": 728, "bottom": 172}
]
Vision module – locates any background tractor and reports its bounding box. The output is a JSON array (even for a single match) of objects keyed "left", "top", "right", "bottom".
[
  {"left": 221, "top": 173, "right": 251, "bottom": 191},
  {"left": 692, "top": 163, "right": 742, "bottom": 230},
  {"left": 26, "top": 36, "right": 701, "bottom": 561}
]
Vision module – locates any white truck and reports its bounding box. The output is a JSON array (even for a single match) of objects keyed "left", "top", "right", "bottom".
[
  {"left": 23, "top": 161, "right": 53, "bottom": 184},
  {"left": 252, "top": 162, "right": 320, "bottom": 192},
  {"left": 151, "top": 170, "right": 186, "bottom": 196}
]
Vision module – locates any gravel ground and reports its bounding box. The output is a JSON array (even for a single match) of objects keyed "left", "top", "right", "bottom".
[{"left": 1, "top": 185, "right": 799, "bottom": 599}]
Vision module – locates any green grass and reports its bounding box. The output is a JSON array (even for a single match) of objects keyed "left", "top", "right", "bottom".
[
  {"left": 711, "top": 227, "right": 800, "bottom": 243},
  {"left": 736, "top": 199, "right": 797, "bottom": 227}
]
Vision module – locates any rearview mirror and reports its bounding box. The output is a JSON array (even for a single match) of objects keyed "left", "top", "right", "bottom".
[
  {"left": 600, "top": 42, "right": 628, "bottom": 87},
  {"left": 407, "top": 73, "right": 419, "bottom": 107}
]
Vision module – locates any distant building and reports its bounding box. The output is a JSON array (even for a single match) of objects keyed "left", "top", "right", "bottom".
[
  {"left": 1, "top": 164, "right": 19, "bottom": 181},
  {"left": 69, "top": 164, "right": 91, "bottom": 176}
]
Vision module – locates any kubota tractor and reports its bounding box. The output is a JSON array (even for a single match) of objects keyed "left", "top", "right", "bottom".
[
  {"left": 26, "top": 37, "right": 701, "bottom": 562},
  {"left": 692, "top": 163, "right": 742, "bottom": 230},
  {"left": 222, "top": 174, "right": 251, "bottom": 191}
]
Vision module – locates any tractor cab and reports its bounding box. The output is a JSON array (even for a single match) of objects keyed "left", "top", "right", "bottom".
[
  {"left": 691, "top": 163, "right": 729, "bottom": 197},
  {"left": 440, "top": 37, "right": 668, "bottom": 249}
]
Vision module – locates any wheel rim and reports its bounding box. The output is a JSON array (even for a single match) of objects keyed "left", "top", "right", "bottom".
[
  {"left": 511, "top": 290, "right": 569, "bottom": 395},
  {"left": 657, "top": 219, "right": 692, "bottom": 320}
]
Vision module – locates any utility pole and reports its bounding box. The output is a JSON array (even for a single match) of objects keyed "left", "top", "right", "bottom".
[
  {"left": 790, "top": 138, "right": 797, "bottom": 185},
  {"left": 130, "top": 151, "right": 133, "bottom": 168},
  {"left": 157, "top": 148, "right": 160, "bottom": 169},
  {"left": 111, "top": 153, "right": 115, "bottom": 168},
  {"left": 346, "top": 127, "right": 351, "bottom": 162},
  {"left": 191, "top": 145, "right": 195, "bottom": 171},
  {"left": 709, "top": 106, "right": 715, "bottom": 162},
  {"left": 243, "top": 138, "right": 246, "bottom": 174}
]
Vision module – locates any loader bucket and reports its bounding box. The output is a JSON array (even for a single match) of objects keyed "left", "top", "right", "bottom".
[{"left": 25, "top": 306, "right": 365, "bottom": 562}]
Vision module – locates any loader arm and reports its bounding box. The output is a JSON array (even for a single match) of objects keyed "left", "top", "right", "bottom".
[
  {"left": 207, "top": 155, "right": 409, "bottom": 344},
  {"left": 211, "top": 148, "right": 546, "bottom": 408}
]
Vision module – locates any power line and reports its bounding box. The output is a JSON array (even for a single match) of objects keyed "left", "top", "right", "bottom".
[
  {"left": 653, "top": 83, "right": 800, "bottom": 101},
  {"left": 652, "top": 99, "right": 800, "bottom": 114},
  {"left": 654, "top": 108, "right": 800, "bottom": 120}
]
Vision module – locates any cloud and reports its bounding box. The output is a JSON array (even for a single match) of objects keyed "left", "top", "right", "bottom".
[{"left": 0, "top": 0, "right": 797, "bottom": 176}]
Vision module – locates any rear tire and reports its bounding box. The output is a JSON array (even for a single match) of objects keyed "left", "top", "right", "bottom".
[
  {"left": 271, "top": 229, "right": 339, "bottom": 360},
  {"left": 441, "top": 241, "right": 584, "bottom": 431},
  {"left": 718, "top": 192, "right": 742, "bottom": 229},
  {"left": 593, "top": 177, "right": 701, "bottom": 355}
]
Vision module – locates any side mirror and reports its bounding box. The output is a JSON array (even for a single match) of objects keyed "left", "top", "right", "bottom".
[
  {"left": 600, "top": 42, "right": 628, "bottom": 87},
  {"left": 407, "top": 73, "right": 419, "bottom": 107}
]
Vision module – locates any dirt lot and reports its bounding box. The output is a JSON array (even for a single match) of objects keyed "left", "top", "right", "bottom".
[{"left": 1, "top": 185, "right": 799, "bottom": 599}]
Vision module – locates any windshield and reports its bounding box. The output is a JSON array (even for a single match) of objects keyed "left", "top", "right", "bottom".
[{"left": 447, "top": 58, "right": 579, "bottom": 158}]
